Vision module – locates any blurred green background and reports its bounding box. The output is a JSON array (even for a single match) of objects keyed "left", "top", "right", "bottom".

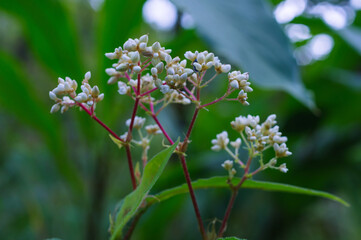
[{"left": 0, "top": 0, "right": 361, "bottom": 239}]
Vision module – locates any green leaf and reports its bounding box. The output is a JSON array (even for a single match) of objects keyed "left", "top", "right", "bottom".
[
  {"left": 217, "top": 237, "right": 246, "bottom": 240},
  {"left": 171, "top": 0, "right": 315, "bottom": 110},
  {"left": 109, "top": 134, "right": 125, "bottom": 149},
  {"left": 110, "top": 140, "right": 179, "bottom": 240},
  {"left": 147, "top": 176, "right": 349, "bottom": 207},
  {"left": 0, "top": 0, "right": 83, "bottom": 77},
  {"left": 0, "top": 51, "right": 84, "bottom": 194},
  {"left": 338, "top": 26, "right": 361, "bottom": 56}
]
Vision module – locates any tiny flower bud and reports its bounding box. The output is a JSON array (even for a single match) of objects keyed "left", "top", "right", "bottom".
[
  {"left": 50, "top": 103, "right": 60, "bottom": 113},
  {"left": 133, "top": 66, "right": 141, "bottom": 73},
  {"left": 156, "top": 62, "right": 164, "bottom": 73},
  {"left": 91, "top": 86, "right": 100, "bottom": 97},
  {"left": 49, "top": 91, "right": 57, "bottom": 100},
  {"left": 221, "top": 160, "right": 233, "bottom": 171},
  {"left": 85, "top": 71, "right": 91, "bottom": 80},
  {"left": 230, "top": 80, "right": 239, "bottom": 89},
  {"left": 139, "top": 34, "right": 148, "bottom": 43},
  {"left": 151, "top": 67, "right": 158, "bottom": 76},
  {"left": 152, "top": 42, "right": 161, "bottom": 52},
  {"left": 221, "top": 64, "right": 231, "bottom": 73},
  {"left": 129, "top": 51, "right": 140, "bottom": 63},
  {"left": 116, "top": 63, "right": 128, "bottom": 72},
  {"left": 105, "top": 52, "right": 116, "bottom": 59}
]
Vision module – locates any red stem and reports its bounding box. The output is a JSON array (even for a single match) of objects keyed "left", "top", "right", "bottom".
[
  {"left": 151, "top": 114, "right": 174, "bottom": 145},
  {"left": 217, "top": 190, "right": 238, "bottom": 237},
  {"left": 125, "top": 145, "right": 137, "bottom": 189},
  {"left": 218, "top": 156, "right": 253, "bottom": 237},
  {"left": 179, "top": 154, "right": 207, "bottom": 240},
  {"left": 77, "top": 103, "right": 123, "bottom": 142}
]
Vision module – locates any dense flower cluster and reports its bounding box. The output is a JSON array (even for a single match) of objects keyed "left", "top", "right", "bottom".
[
  {"left": 49, "top": 72, "right": 104, "bottom": 114},
  {"left": 212, "top": 114, "right": 291, "bottom": 176}
]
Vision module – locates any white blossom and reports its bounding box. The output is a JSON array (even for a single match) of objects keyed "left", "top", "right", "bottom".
[
  {"left": 126, "top": 116, "right": 146, "bottom": 129},
  {"left": 211, "top": 131, "right": 229, "bottom": 151}
]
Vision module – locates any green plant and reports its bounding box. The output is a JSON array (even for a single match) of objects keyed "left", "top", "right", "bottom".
[{"left": 48, "top": 35, "right": 348, "bottom": 240}]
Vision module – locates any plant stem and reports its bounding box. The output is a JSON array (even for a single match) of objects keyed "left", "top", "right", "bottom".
[
  {"left": 217, "top": 156, "right": 253, "bottom": 237},
  {"left": 217, "top": 190, "right": 238, "bottom": 238},
  {"left": 125, "top": 145, "right": 137, "bottom": 190},
  {"left": 77, "top": 103, "right": 123, "bottom": 142},
  {"left": 179, "top": 154, "right": 207, "bottom": 240}
]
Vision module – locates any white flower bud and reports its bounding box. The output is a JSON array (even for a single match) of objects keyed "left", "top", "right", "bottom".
[
  {"left": 184, "top": 51, "right": 196, "bottom": 61},
  {"left": 107, "top": 76, "right": 118, "bottom": 85},
  {"left": 279, "top": 163, "right": 288, "bottom": 173},
  {"left": 221, "top": 64, "right": 231, "bottom": 73},
  {"left": 49, "top": 91, "right": 57, "bottom": 100},
  {"left": 124, "top": 39, "right": 137, "bottom": 51},
  {"left": 152, "top": 42, "right": 161, "bottom": 52},
  {"left": 129, "top": 51, "right": 140, "bottom": 63},
  {"left": 116, "top": 63, "right": 128, "bottom": 72},
  {"left": 105, "top": 68, "right": 117, "bottom": 76},
  {"left": 139, "top": 34, "right": 148, "bottom": 43},
  {"left": 126, "top": 116, "right": 146, "bottom": 129},
  {"left": 84, "top": 71, "right": 91, "bottom": 80},
  {"left": 160, "top": 85, "right": 170, "bottom": 94},
  {"left": 165, "top": 54, "right": 172, "bottom": 64},
  {"left": 221, "top": 160, "right": 233, "bottom": 171},
  {"left": 205, "top": 53, "right": 214, "bottom": 62},
  {"left": 133, "top": 66, "right": 141, "bottom": 73},
  {"left": 230, "top": 138, "right": 242, "bottom": 149},
  {"left": 230, "top": 80, "right": 239, "bottom": 89},
  {"left": 139, "top": 42, "right": 147, "bottom": 51},
  {"left": 151, "top": 67, "right": 158, "bottom": 76},
  {"left": 156, "top": 62, "right": 164, "bottom": 73},
  {"left": 193, "top": 62, "right": 202, "bottom": 71},
  {"left": 50, "top": 103, "right": 60, "bottom": 113},
  {"left": 167, "top": 67, "right": 175, "bottom": 75},
  {"left": 105, "top": 52, "right": 116, "bottom": 59},
  {"left": 197, "top": 53, "right": 205, "bottom": 64},
  {"left": 97, "top": 93, "right": 104, "bottom": 101},
  {"left": 91, "top": 86, "right": 100, "bottom": 97}
]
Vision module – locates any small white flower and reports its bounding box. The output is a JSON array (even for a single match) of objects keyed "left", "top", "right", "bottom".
[
  {"left": 273, "top": 143, "right": 292, "bottom": 158},
  {"left": 50, "top": 103, "right": 60, "bottom": 113},
  {"left": 211, "top": 131, "right": 229, "bottom": 151},
  {"left": 230, "top": 115, "right": 249, "bottom": 132},
  {"left": 160, "top": 85, "right": 170, "bottom": 94},
  {"left": 118, "top": 81, "right": 130, "bottom": 95},
  {"left": 279, "top": 163, "right": 288, "bottom": 173},
  {"left": 145, "top": 124, "right": 162, "bottom": 135},
  {"left": 230, "top": 138, "right": 242, "bottom": 149},
  {"left": 126, "top": 116, "right": 146, "bottom": 130},
  {"left": 84, "top": 71, "right": 91, "bottom": 81},
  {"left": 221, "top": 160, "right": 233, "bottom": 171}
]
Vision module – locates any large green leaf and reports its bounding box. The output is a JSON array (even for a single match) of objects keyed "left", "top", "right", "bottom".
[
  {"left": 0, "top": 0, "right": 83, "bottom": 77},
  {"left": 171, "top": 0, "right": 315, "bottom": 110},
  {"left": 147, "top": 176, "right": 349, "bottom": 207},
  {"left": 0, "top": 51, "right": 84, "bottom": 193},
  {"left": 338, "top": 26, "right": 361, "bottom": 56},
  {"left": 110, "top": 140, "right": 179, "bottom": 240}
]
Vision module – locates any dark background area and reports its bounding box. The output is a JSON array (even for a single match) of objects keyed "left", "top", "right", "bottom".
[{"left": 0, "top": 0, "right": 360, "bottom": 239}]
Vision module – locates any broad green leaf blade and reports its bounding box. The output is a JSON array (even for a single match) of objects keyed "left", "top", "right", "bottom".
[
  {"left": 0, "top": 51, "right": 84, "bottom": 193},
  {"left": 110, "top": 140, "right": 179, "bottom": 240},
  {"left": 0, "top": 0, "right": 83, "bottom": 77},
  {"left": 171, "top": 0, "right": 315, "bottom": 110},
  {"left": 338, "top": 26, "right": 361, "bottom": 55},
  {"left": 148, "top": 176, "right": 349, "bottom": 207}
]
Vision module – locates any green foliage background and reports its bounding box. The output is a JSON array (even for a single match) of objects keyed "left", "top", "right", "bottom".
[{"left": 0, "top": 0, "right": 360, "bottom": 239}]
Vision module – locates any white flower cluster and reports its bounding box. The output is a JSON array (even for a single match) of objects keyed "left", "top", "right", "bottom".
[
  {"left": 228, "top": 71, "right": 252, "bottom": 106},
  {"left": 163, "top": 56, "right": 193, "bottom": 90},
  {"left": 212, "top": 114, "right": 291, "bottom": 175},
  {"left": 49, "top": 72, "right": 104, "bottom": 114},
  {"left": 185, "top": 51, "right": 231, "bottom": 73},
  {"left": 164, "top": 90, "right": 192, "bottom": 105},
  {"left": 105, "top": 35, "right": 171, "bottom": 84}
]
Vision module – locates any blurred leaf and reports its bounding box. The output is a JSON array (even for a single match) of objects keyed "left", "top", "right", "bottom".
[
  {"left": 171, "top": 0, "right": 315, "bottom": 110},
  {"left": 147, "top": 176, "right": 349, "bottom": 207},
  {"left": 329, "top": 69, "right": 361, "bottom": 90},
  {"left": 110, "top": 140, "right": 179, "bottom": 240},
  {"left": 338, "top": 26, "right": 361, "bottom": 55},
  {"left": 0, "top": 51, "right": 84, "bottom": 194},
  {"left": 96, "top": 0, "right": 146, "bottom": 118},
  {"left": 0, "top": 0, "right": 83, "bottom": 77},
  {"left": 109, "top": 134, "right": 124, "bottom": 148}
]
